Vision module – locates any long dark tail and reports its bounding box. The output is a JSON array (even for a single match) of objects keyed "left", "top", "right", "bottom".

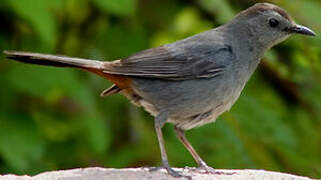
[
  {"left": 3, "top": 50, "right": 126, "bottom": 96},
  {"left": 4, "top": 50, "right": 104, "bottom": 70}
]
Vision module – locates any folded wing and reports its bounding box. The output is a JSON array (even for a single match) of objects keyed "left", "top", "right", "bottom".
[{"left": 103, "top": 44, "right": 235, "bottom": 80}]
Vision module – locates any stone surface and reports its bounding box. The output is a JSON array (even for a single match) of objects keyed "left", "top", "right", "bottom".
[{"left": 0, "top": 167, "right": 313, "bottom": 180}]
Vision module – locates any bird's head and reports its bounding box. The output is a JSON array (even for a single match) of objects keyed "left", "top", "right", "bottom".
[{"left": 234, "top": 3, "right": 315, "bottom": 48}]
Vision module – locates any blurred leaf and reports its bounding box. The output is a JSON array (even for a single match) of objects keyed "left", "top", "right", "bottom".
[
  {"left": 173, "top": 7, "right": 212, "bottom": 35},
  {"left": 94, "top": 0, "right": 137, "bottom": 16},
  {"left": 0, "top": 114, "right": 45, "bottom": 172},
  {"left": 285, "top": 0, "right": 321, "bottom": 30},
  {"left": 100, "top": 24, "right": 148, "bottom": 59},
  {"left": 151, "top": 7, "right": 213, "bottom": 47},
  {"left": 65, "top": 0, "right": 91, "bottom": 24},
  {"left": 7, "top": 0, "right": 61, "bottom": 49},
  {"left": 199, "top": 0, "right": 235, "bottom": 23},
  {"left": 82, "top": 115, "right": 109, "bottom": 155},
  {"left": 5, "top": 65, "right": 79, "bottom": 96},
  {"left": 5, "top": 64, "right": 110, "bottom": 154},
  {"left": 151, "top": 32, "right": 176, "bottom": 47},
  {"left": 32, "top": 111, "right": 76, "bottom": 142}
]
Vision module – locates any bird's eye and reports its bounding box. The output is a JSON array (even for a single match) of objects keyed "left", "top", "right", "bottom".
[{"left": 269, "top": 18, "right": 279, "bottom": 28}]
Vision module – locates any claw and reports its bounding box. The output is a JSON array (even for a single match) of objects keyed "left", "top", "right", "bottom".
[
  {"left": 188, "top": 165, "right": 236, "bottom": 175},
  {"left": 149, "top": 166, "right": 191, "bottom": 179},
  {"left": 197, "top": 164, "right": 216, "bottom": 174},
  {"left": 188, "top": 164, "right": 215, "bottom": 174}
]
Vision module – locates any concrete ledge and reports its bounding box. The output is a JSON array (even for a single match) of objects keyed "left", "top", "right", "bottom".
[{"left": 0, "top": 167, "right": 313, "bottom": 180}]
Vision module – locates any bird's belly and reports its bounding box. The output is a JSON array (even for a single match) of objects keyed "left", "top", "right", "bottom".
[
  {"left": 130, "top": 74, "right": 246, "bottom": 129},
  {"left": 169, "top": 81, "right": 244, "bottom": 130}
]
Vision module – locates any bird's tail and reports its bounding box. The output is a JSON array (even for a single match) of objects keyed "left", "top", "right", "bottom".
[
  {"left": 3, "top": 50, "right": 132, "bottom": 95},
  {"left": 3, "top": 50, "right": 105, "bottom": 70}
]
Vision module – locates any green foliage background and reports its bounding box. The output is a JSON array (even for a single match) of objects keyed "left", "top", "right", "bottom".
[{"left": 0, "top": 0, "right": 320, "bottom": 178}]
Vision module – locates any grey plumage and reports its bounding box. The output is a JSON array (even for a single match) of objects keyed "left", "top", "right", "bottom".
[
  {"left": 104, "top": 34, "right": 231, "bottom": 80},
  {"left": 4, "top": 3, "right": 315, "bottom": 178}
]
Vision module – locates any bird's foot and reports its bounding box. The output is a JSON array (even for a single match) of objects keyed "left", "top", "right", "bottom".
[
  {"left": 188, "top": 164, "right": 216, "bottom": 174},
  {"left": 197, "top": 164, "right": 216, "bottom": 174},
  {"left": 189, "top": 164, "right": 236, "bottom": 175},
  {"left": 149, "top": 166, "right": 191, "bottom": 179}
]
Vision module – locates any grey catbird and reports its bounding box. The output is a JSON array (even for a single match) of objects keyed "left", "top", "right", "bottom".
[{"left": 4, "top": 2, "right": 315, "bottom": 178}]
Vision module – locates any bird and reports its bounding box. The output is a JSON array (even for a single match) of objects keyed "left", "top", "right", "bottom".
[{"left": 4, "top": 2, "right": 315, "bottom": 178}]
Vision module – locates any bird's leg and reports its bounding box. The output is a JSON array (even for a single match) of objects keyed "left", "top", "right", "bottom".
[
  {"left": 150, "top": 113, "right": 188, "bottom": 178},
  {"left": 174, "top": 126, "right": 216, "bottom": 174}
]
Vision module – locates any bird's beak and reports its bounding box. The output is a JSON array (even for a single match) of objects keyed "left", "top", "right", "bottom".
[{"left": 289, "top": 24, "right": 315, "bottom": 36}]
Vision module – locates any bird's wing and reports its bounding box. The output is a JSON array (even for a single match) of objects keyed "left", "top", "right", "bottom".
[{"left": 103, "top": 43, "right": 235, "bottom": 80}]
